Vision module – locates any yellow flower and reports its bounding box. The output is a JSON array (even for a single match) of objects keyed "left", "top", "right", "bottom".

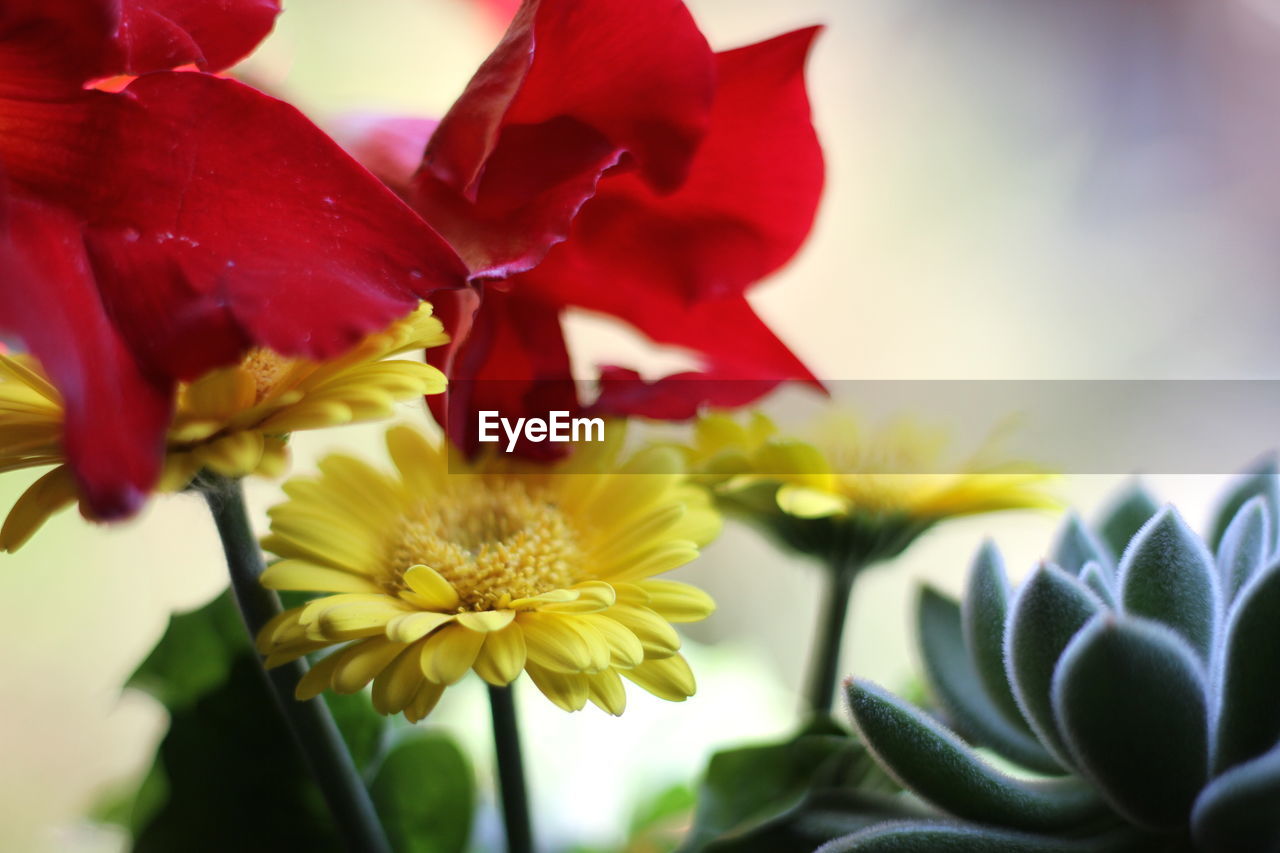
[
  {"left": 0, "top": 303, "right": 448, "bottom": 551},
  {"left": 682, "top": 410, "right": 1057, "bottom": 563},
  {"left": 256, "top": 425, "right": 720, "bottom": 722}
]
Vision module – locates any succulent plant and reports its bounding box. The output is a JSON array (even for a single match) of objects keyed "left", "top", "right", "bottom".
[{"left": 822, "top": 466, "right": 1280, "bottom": 852}]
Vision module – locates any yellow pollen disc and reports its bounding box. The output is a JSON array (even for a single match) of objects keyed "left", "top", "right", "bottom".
[
  {"left": 240, "top": 349, "right": 293, "bottom": 402},
  {"left": 386, "top": 480, "right": 583, "bottom": 611}
]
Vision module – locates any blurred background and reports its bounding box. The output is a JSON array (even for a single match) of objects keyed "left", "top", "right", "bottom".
[{"left": 5, "top": 0, "right": 1280, "bottom": 849}]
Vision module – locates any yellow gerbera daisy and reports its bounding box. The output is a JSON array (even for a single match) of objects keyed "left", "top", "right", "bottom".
[
  {"left": 256, "top": 425, "right": 720, "bottom": 722},
  {"left": 0, "top": 303, "right": 448, "bottom": 551},
  {"left": 681, "top": 410, "right": 1057, "bottom": 562}
]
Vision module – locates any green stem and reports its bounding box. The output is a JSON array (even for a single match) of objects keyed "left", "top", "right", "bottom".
[
  {"left": 805, "top": 557, "right": 862, "bottom": 713},
  {"left": 488, "top": 685, "right": 534, "bottom": 853},
  {"left": 200, "top": 475, "right": 392, "bottom": 853}
]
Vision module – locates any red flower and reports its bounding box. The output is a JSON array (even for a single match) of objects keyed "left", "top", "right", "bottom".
[
  {"left": 0, "top": 2, "right": 466, "bottom": 518},
  {"left": 354, "top": 0, "right": 824, "bottom": 455}
]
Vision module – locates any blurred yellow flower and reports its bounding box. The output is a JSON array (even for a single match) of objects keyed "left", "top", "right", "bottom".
[
  {"left": 257, "top": 424, "right": 719, "bottom": 722},
  {"left": 0, "top": 303, "right": 447, "bottom": 552},
  {"left": 681, "top": 410, "right": 1057, "bottom": 563}
]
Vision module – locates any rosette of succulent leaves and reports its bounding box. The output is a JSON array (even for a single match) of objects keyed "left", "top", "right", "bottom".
[{"left": 825, "top": 464, "right": 1280, "bottom": 853}]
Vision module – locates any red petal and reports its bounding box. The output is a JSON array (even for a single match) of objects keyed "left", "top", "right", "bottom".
[
  {"left": 338, "top": 115, "right": 438, "bottom": 200},
  {"left": 0, "top": 2, "right": 118, "bottom": 95},
  {"left": 592, "top": 367, "right": 783, "bottom": 421},
  {"left": 9, "top": 73, "right": 467, "bottom": 381},
  {"left": 427, "top": 287, "right": 578, "bottom": 459},
  {"left": 529, "top": 27, "right": 824, "bottom": 307},
  {"left": 109, "top": 0, "right": 281, "bottom": 75},
  {"left": 0, "top": 196, "right": 171, "bottom": 518},
  {"left": 415, "top": 0, "right": 715, "bottom": 276}
]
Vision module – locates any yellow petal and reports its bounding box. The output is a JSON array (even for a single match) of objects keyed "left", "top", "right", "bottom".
[
  {"left": 294, "top": 649, "right": 345, "bottom": 700},
  {"left": 0, "top": 465, "right": 77, "bottom": 552},
  {"left": 371, "top": 641, "right": 428, "bottom": 714},
  {"left": 623, "top": 654, "right": 696, "bottom": 702},
  {"left": 474, "top": 624, "right": 528, "bottom": 686},
  {"left": 456, "top": 610, "right": 517, "bottom": 632},
  {"left": 386, "top": 611, "right": 455, "bottom": 644},
  {"left": 634, "top": 580, "right": 716, "bottom": 623},
  {"left": 418, "top": 624, "right": 485, "bottom": 685},
  {"left": 776, "top": 484, "right": 848, "bottom": 518},
  {"left": 404, "top": 681, "right": 446, "bottom": 723},
  {"left": 331, "top": 638, "right": 407, "bottom": 694},
  {"left": 507, "top": 588, "right": 578, "bottom": 609},
  {"left": 519, "top": 612, "right": 609, "bottom": 673},
  {"left": 401, "top": 565, "right": 461, "bottom": 610},
  {"left": 261, "top": 560, "right": 382, "bottom": 594},
  {"left": 525, "top": 662, "right": 589, "bottom": 712},
  {"left": 595, "top": 542, "right": 700, "bottom": 583},
  {"left": 196, "top": 430, "right": 266, "bottom": 477},
  {"left": 302, "top": 595, "right": 412, "bottom": 641},
  {"left": 606, "top": 605, "right": 681, "bottom": 657},
  {"left": 587, "top": 669, "right": 627, "bottom": 716},
  {"left": 578, "top": 615, "right": 644, "bottom": 669},
  {"left": 386, "top": 425, "right": 447, "bottom": 496},
  {"left": 537, "top": 581, "right": 616, "bottom": 614}
]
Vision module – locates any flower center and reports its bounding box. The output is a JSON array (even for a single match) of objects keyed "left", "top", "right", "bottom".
[
  {"left": 240, "top": 349, "right": 295, "bottom": 403},
  {"left": 386, "top": 479, "right": 582, "bottom": 610}
]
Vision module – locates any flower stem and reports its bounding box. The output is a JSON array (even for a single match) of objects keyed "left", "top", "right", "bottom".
[
  {"left": 806, "top": 557, "right": 862, "bottom": 713},
  {"left": 488, "top": 684, "right": 534, "bottom": 853},
  {"left": 199, "top": 475, "right": 392, "bottom": 853}
]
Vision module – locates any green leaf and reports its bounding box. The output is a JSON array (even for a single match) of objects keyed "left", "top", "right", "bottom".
[
  {"left": 918, "top": 586, "right": 1061, "bottom": 775},
  {"left": 1095, "top": 483, "right": 1159, "bottom": 563},
  {"left": 1051, "top": 514, "right": 1113, "bottom": 576},
  {"left": 1077, "top": 562, "right": 1115, "bottom": 608},
  {"left": 326, "top": 689, "right": 389, "bottom": 775},
  {"left": 817, "top": 821, "right": 1142, "bottom": 853},
  {"left": 370, "top": 730, "right": 474, "bottom": 853},
  {"left": 1214, "top": 557, "right": 1280, "bottom": 774},
  {"left": 1052, "top": 616, "right": 1209, "bottom": 831},
  {"left": 1192, "top": 744, "right": 1280, "bottom": 853},
  {"left": 133, "top": 654, "right": 343, "bottom": 852},
  {"left": 683, "top": 723, "right": 895, "bottom": 851},
  {"left": 847, "top": 681, "right": 1105, "bottom": 832},
  {"left": 701, "top": 790, "right": 924, "bottom": 853},
  {"left": 961, "top": 543, "right": 1032, "bottom": 736},
  {"left": 1004, "top": 565, "right": 1102, "bottom": 768},
  {"left": 1215, "top": 496, "right": 1270, "bottom": 608},
  {"left": 127, "top": 590, "right": 246, "bottom": 711},
  {"left": 1118, "top": 508, "right": 1218, "bottom": 660},
  {"left": 1208, "top": 459, "right": 1280, "bottom": 554}
]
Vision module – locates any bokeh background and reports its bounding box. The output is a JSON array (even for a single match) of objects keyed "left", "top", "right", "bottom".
[{"left": 5, "top": 0, "right": 1280, "bottom": 849}]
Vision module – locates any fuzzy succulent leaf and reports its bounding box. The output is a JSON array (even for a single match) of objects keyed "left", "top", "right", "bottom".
[
  {"left": 1095, "top": 483, "right": 1159, "bottom": 563},
  {"left": 1213, "top": 556, "right": 1280, "bottom": 774},
  {"left": 1077, "top": 562, "right": 1116, "bottom": 608},
  {"left": 1052, "top": 615, "right": 1209, "bottom": 831},
  {"left": 817, "top": 821, "right": 1142, "bottom": 853},
  {"left": 961, "top": 542, "right": 1032, "bottom": 735},
  {"left": 1215, "top": 496, "right": 1270, "bottom": 608},
  {"left": 1208, "top": 459, "right": 1280, "bottom": 555},
  {"left": 1191, "top": 744, "right": 1280, "bottom": 853},
  {"left": 1051, "top": 513, "right": 1114, "bottom": 577},
  {"left": 918, "top": 587, "right": 1062, "bottom": 774},
  {"left": 1005, "top": 564, "right": 1102, "bottom": 768},
  {"left": 847, "top": 681, "right": 1105, "bottom": 832},
  {"left": 1118, "top": 508, "right": 1218, "bottom": 660}
]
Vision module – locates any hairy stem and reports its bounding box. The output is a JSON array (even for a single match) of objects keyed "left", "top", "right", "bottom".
[
  {"left": 488, "top": 684, "right": 534, "bottom": 853},
  {"left": 806, "top": 558, "right": 862, "bottom": 713}
]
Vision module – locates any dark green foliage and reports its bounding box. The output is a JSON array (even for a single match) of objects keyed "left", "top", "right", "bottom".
[
  {"left": 823, "top": 470, "right": 1280, "bottom": 851},
  {"left": 102, "top": 592, "right": 474, "bottom": 853}
]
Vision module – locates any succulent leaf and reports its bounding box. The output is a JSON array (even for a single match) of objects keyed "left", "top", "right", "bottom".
[
  {"left": 1213, "top": 556, "right": 1280, "bottom": 774},
  {"left": 1052, "top": 616, "right": 1209, "bottom": 830},
  {"left": 816, "top": 820, "right": 1132, "bottom": 853},
  {"left": 1051, "top": 513, "right": 1114, "bottom": 576},
  {"left": 1077, "top": 562, "right": 1116, "bottom": 608},
  {"left": 1215, "top": 495, "right": 1269, "bottom": 608},
  {"left": 918, "top": 586, "right": 1062, "bottom": 774},
  {"left": 1005, "top": 564, "right": 1103, "bottom": 768},
  {"left": 961, "top": 542, "right": 1032, "bottom": 735},
  {"left": 1118, "top": 508, "right": 1218, "bottom": 660},
  {"left": 1191, "top": 744, "right": 1280, "bottom": 853},
  {"left": 1095, "top": 483, "right": 1159, "bottom": 563},
  {"left": 1208, "top": 459, "right": 1280, "bottom": 555},
  {"left": 847, "top": 681, "right": 1105, "bottom": 832}
]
